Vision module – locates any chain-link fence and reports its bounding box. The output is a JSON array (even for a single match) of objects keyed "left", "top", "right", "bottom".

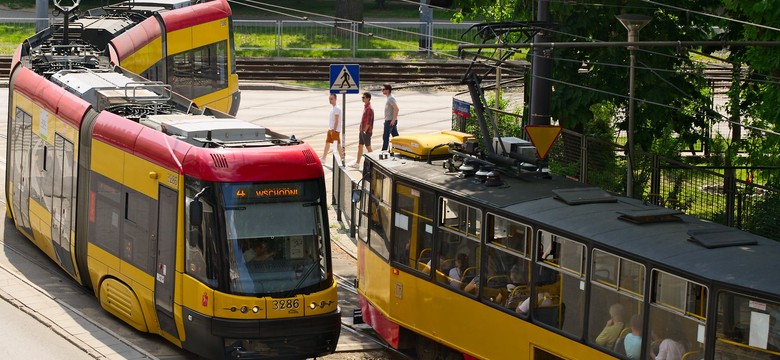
[
  {"left": 0, "top": 18, "right": 477, "bottom": 56},
  {"left": 233, "top": 19, "right": 477, "bottom": 58}
]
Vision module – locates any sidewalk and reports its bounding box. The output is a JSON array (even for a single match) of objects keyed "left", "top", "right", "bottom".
[{"left": 0, "top": 213, "right": 158, "bottom": 360}]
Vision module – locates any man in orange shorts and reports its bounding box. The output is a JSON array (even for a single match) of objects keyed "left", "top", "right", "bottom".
[{"left": 322, "top": 93, "right": 345, "bottom": 162}]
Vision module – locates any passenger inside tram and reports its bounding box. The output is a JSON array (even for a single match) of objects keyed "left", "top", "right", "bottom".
[
  {"left": 650, "top": 322, "right": 687, "bottom": 360},
  {"left": 595, "top": 303, "right": 625, "bottom": 349}
]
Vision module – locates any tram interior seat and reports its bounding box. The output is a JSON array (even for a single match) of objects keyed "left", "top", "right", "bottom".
[
  {"left": 435, "top": 270, "right": 448, "bottom": 283},
  {"left": 681, "top": 350, "right": 703, "bottom": 360},
  {"left": 535, "top": 303, "right": 565, "bottom": 329},
  {"left": 506, "top": 285, "right": 529, "bottom": 309},
  {"left": 417, "top": 248, "right": 431, "bottom": 264},
  {"left": 418, "top": 261, "right": 431, "bottom": 274},
  {"left": 613, "top": 327, "right": 631, "bottom": 355},
  {"left": 462, "top": 266, "right": 476, "bottom": 283}
]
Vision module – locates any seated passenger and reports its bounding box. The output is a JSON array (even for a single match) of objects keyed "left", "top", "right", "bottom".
[
  {"left": 624, "top": 314, "right": 643, "bottom": 360},
  {"left": 516, "top": 291, "right": 552, "bottom": 315},
  {"left": 651, "top": 324, "right": 687, "bottom": 360},
  {"left": 448, "top": 253, "right": 468, "bottom": 288},
  {"left": 596, "top": 303, "right": 625, "bottom": 349}
]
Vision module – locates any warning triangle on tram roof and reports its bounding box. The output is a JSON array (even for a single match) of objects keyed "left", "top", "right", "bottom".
[{"left": 525, "top": 125, "right": 562, "bottom": 160}]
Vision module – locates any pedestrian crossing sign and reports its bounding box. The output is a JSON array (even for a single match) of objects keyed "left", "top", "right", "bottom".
[{"left": 330, "top": 64, "right": 360, "bottom": 94}]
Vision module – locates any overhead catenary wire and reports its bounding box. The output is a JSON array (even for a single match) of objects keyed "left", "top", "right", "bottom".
[
  {"left": 225, "top": 0, "right": 779, "bottom": 138},
  {"left": 640, "top": 0, "right": 780, "bottom": 33}
]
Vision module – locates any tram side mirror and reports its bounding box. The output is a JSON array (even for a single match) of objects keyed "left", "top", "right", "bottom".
[
  {"left": 351, "top": 189, "right": 362, "bottom": 203},
  {"left": 189, "top": 199, "right": 203, "bottom": 227}
]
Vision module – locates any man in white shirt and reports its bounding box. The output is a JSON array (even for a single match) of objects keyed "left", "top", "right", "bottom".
[{"left": 322, "top": 93, "right": 345, "bottom": 162}]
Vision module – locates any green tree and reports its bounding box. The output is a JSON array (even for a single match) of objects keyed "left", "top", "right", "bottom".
[{"left": 721, "top": 0, "right": 780, "bottom": 187}]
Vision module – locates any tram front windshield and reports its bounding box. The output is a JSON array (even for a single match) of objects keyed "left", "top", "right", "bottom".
[{"left": 186, "top": 179, "right": 330, "bottom": 297}]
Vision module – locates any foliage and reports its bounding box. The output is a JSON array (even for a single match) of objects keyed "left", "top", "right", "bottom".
[
  {"left": 721, "top": 0, "right": 780, "bottom": 184},
  {"left": 450, "top": 1, "right": 729, "bottom": 165},
  {"left": 462, "top": 92, "right": 524, "bottom": 154}
]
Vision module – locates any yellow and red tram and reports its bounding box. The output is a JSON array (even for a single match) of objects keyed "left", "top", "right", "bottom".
[
  {"left": 107, "top": 0, "right": 240, "bottom": 115},
  {"left": 355, "top": 132, "right": 780, "bottom": 360},
  {"left": 4, "top": 2, "right": 339, "bottom": 358}
]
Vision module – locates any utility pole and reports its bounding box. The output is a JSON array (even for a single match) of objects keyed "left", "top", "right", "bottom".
[
  {"left": 419, "top": 0, "right": 433, "bottom": 55},
  {"left": 529, "top": 0, "right": 551, "bottom": 126},
  {"left": 616, "top": 14, "right": 651, "bottom": 198},
  {"left": 35, "top": 0, "right": 48, "bottom": 32}
]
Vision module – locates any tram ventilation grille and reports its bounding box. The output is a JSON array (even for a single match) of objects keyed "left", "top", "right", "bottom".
[
  {"left": 302, "top": 149, "right": 317, "bottom": 165},
  {"left": 211, "top": 153, "right": 229, "bottom": 168}
]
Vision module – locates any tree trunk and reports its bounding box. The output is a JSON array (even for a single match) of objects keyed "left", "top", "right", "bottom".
[{"left": 335, "top": 0, "right": 364, "bottom": 37}]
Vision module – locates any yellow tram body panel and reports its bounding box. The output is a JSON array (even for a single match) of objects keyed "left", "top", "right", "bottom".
[
  {"left": 166, "top": 18, "right": 229, "bottom": 56},
  {"left": 358, "top": 243, "right": 615, "bottom": 360},
  {"left": 120, "top": 37, "right": 164, "bottom": 75}
]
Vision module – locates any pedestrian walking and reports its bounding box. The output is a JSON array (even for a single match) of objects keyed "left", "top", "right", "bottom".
[
  {"left": 381, "top": 83, "right": 399, "bottom": 151},
  {"left": 351, "top": 92, "right": 374, "bottom": 168},
  {"left": 322, "top": 93, "right": 345, "bottom": 162}
]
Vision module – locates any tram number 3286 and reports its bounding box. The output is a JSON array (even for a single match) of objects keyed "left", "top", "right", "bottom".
[{"left": 273, "top": 299, "right": 300, "bottom": 310}]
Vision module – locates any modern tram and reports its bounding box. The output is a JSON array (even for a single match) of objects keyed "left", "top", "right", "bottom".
[
  {"left": 5, "top": 1, "right": 339, "bottom": 359},
  {"left": 17, "top": 0, "right": 241, "bottom": 115},
  {"left": 354, "top": 131, "right": 780, "bottom": 360}
]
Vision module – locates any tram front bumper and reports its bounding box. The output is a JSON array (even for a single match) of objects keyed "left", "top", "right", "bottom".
[{"left": 182, "top": 307, "right": 341, "bottom": 360}]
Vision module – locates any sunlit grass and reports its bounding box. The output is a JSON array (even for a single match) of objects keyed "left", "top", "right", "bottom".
[{"left": 0, "top": 23, "right": 34, "bottom": 54}]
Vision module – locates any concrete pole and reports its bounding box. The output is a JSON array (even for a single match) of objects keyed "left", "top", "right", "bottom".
[
  {"left": 529, "top": 0, "right": 551, "bottom": 126},
  {"left": 35, "top": 0, "right": 48, "bottom": 32}
]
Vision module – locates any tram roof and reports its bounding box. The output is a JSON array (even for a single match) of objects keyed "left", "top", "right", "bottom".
[{"left": 369, "top": 153, "right": 780, "bottom": 298}]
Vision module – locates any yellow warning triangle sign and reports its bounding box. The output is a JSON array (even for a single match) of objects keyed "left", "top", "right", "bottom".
[{"left": 525, "top": 125, "right": 562, "bottom": 160}]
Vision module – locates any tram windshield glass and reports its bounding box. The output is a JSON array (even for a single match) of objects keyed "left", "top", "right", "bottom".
[{"left": 185, "top": 178, "right": 330, "bottom": 297}]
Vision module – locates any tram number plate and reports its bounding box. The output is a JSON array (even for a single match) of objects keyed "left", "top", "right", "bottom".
[{"left": 271, "top": 298, "right": 300, "bottom": 311}]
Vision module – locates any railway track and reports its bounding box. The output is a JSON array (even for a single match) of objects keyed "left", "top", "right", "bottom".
[
  {"left": 0, "top": 55, "right": 736, "bottom": 85},
  {"left": 0, "top": 56, "right": 518, "bottom": 84}
]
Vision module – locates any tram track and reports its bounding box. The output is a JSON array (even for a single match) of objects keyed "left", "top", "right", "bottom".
[
  {"left": 0, "top": 55, "right": 737, "bottom": 85},
  {"left": 334, "top": 271, "right": 413, "bottom": 360}
]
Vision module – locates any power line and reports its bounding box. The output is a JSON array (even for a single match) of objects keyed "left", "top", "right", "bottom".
[{"left": 640, "top": 0, "right": 780, "bottom": 33}]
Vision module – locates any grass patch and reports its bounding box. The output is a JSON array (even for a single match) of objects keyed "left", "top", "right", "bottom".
[{"left": 0, "top": 23, "right": 34, "bottom": 54}]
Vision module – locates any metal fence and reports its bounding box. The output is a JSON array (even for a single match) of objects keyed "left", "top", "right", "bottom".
[
  {"left": 329, "top": 156, "right": 360, "bottom": 239},
  {"left": 0, "top": 18, "right": 479, "bottom": 57},
  {"left": 456, "top": 109, "right": 780, "bottom": 241},
  {"left": 233, "top": 19, "right": 479, "bottom": 57}
]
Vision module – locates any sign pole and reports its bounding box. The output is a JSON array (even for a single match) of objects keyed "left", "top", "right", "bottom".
[
  {"left": 329, "top": 63, "right": 360, "bottom": 163},
  {"left": 342, "top": 93, "right": 346, "bottom": 158}
]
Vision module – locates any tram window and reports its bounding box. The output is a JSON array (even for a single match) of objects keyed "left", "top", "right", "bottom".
[
  {"left": 123, "top": 190, "right": 155, "bottom": 274},
  {"left": 484, "top": 214, "right": 532, "bottom": 308},
  {"left": 367, "top": 169, "right": 391, "bottom": 260},
  {"left": 715, "top": 292, "right": 780, "bottom": 359},
  {"left": 440, "top": 198, "right": 480, "bottom": 238},
  {"left": 30, "top": 140, "right": 47, "bottom": 208},
  {"left": 587, "top": 249, "right": 645, "bottom": 354},
  {"left": 185, "top": 182, "right": 219, "bottom": 287},
  {"left": 534, "top": 231, "right": 586, "bottom": 336},
  {"left": 648, "top": 270, "right": 708, "bottom": 360},
  {"left": 392, "top": 183, "right": 434, "bottom": 273},
  {"left": 90, "top": 175, "right": 122, "bottom": 254},
  {"left": 167, "top": 41, "right": 228, "bottom": 99},
  {"left": 435, "top": 228, "right": 479, "bottom": 295}
]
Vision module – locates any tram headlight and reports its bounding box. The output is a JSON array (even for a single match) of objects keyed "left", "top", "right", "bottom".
[
  {"left": 309, "top": 302, "right": 317, "bottom": 310},
  {"left": 240, "top": 306, "right": 248, "bottom": 313},
  {"left": 252, "top": 306, "right": 260, "bottom": 313}
]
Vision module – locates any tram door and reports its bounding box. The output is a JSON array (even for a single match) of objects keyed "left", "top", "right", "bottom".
[
  {"left": 51, "top": 134, "right": 76, "bottom": 276},
  {"left": 10, "top": 107, "right": 32, "bottom": 233},
  {"left": 155, "top": 185, "right": 178, "bottom": 337}
]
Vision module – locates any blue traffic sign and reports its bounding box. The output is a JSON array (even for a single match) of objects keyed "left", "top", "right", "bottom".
[{"left": 330, "top": 64, "right": 360, "bottom": 94}]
